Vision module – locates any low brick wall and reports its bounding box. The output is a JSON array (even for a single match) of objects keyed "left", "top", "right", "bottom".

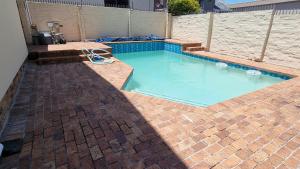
[{"left": 0, "top": 65, "right": 24, "bottom": 134}]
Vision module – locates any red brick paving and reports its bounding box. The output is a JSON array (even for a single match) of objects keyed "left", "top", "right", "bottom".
[{"left": 0, "top": 49, "right": 300, "bottom": 168}]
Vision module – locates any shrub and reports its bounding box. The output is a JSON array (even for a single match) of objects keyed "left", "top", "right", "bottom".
[{"left": 168, "top": 0, "right": 200, "bottom": 16}]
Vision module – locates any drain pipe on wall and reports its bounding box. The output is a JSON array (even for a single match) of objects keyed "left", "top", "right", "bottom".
[
  {"left": 256, "top": 9, "right": 276, "bottom": 62},
  {"left": 206, "top": 12, "right": 214, "bottom": 52}
]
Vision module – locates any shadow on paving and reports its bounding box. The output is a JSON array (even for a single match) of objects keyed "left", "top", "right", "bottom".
[{"left": 0, "top": 62, "right": 188, "bottom": 169}]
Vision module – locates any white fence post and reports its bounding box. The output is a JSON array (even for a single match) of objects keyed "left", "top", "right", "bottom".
[
  {"left": 128, "top": 9, "right": 132, "bottom": 37},
  {"left": 206, "top": 12, "right": 214, "bottom": 51},
  {"left": 256, "top": 9, "right": 275, "bottom": 62},
  {"left": 165, "top": 12, "right": 173, "bottom": 38}
]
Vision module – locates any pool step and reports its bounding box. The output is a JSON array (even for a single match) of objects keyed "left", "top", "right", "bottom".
[
  {"left": 185, "top": 46, "right": 207, "bottom": 52},
  {"left": 182, "top": 43, "right": 202, "bottom": 51}
]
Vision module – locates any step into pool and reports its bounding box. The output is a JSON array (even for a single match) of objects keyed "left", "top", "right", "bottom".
[{"left": 108, "top": 42, "right": 290, "bottom": 107}]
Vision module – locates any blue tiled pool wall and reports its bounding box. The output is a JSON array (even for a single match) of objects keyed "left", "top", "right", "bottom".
[
  {"left": 107, "top": 42, "right": 182, "bottom": 54},
  {"left": 108, "top": 42, "right": 164, "bottom": 54},
  {"left": 108, "top": 42, "right": 291, "bottom": 80}
]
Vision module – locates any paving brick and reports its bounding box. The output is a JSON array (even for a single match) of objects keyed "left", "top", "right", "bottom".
[
  {"left": 68, "top": 153, "right": 80, "bottom": 169},
  {"left": 89, "top": 145, "right": 104, "bottom": 161},
  {"left": 1, "top": 50, "right": 300, "bottom": 169},
  {"left": 191, "top": 162, "right": 210, "bottom": 169},
  {"left": 239, "top": 160, "right": 257, "bottom": 169},
  {"left": 83, "top": 126, "right": 94, "bottom": 136},
  {"left": 93, "top": 128, "right": 104, "bottom": 138},
  {"left": 55, "top": 147, "right": 68, "bottom": 166},
  {"left": 77, "top": 143, "right": 90, "bottom": 158},
  {"left": 253, "top": 150, "right": 269, "bottom": 163},
  {"left": 232, "top": 138, "right": 248, "bottom": 149},
  {"left": 269, "top": 154, "right": 284, "bottom": 167},
  {"left": 64, "top": 131, "right": 74, "bottom": 142},
  {"left": 235, "top": 148, "right": 252, "bottom": 160},
  {"left": 222, "top": 155, "right": 242, "bottom": 168},
  {"left": 277, "top": 147, "right": 292, "bottom": 159},
  {"left": 219, "top": 137, "right": 234, "bottom": 147},
  {"left": 189, "top": 150, "right": 208, "bottom": 162},
  {"left": 191, "top": 141, "right": 208, "bottom": 152},
  {"left": 284, "top": 157, "right": 299, "bottom": 169},
  {"left": 204, "top": 154, "right": 223, "bottom": 166},
  {"left": 86, "top": 134, "right": 97, "bottom": 148},
  {"left": 205, "top": 143, "right": 222, "bottom": 155},
  {"left": 80, "top": 155, "right": 94, "bottom": 169},
  {"left": 66, "top": 141, "right": 78, "bottom": 155}
]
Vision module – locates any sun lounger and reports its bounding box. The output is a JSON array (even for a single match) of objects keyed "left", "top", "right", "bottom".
[{"left": 81, "top": 48, "right": 115, "bottom": 65}]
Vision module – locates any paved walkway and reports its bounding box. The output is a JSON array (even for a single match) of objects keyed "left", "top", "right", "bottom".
[{"left": 0, "top": 58, "right": 299, "bottom": 169}]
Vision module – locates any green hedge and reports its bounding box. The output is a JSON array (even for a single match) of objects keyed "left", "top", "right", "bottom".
[{"left": 168, "top": 0, "right": 201, "bottom": 16}]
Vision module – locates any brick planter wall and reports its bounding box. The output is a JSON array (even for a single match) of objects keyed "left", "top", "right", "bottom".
[{"left": 0, "top": 64, "right": 24, "bottom": 135}]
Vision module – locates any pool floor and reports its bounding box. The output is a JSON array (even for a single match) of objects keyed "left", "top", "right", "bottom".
[{"left": 116, "top": 50, "right": 285, "bottom": 106}]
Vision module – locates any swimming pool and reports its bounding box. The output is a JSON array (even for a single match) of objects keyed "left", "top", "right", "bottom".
[{"left": 108, "top": 42, "right": 290, "bottom": 106}]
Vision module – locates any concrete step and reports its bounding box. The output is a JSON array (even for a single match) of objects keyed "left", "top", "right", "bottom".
[
  {"left": 182, "top": 43, "right": 202, "bottom": 50},
  {"left": 30, "top": 49, "right": 112, "bottom": 58},
  {"left": 36, "top": 51, "right": 113, "bottom": 64},
  {"left": 186, "top": 46, "right": 206, "bottom": 51},
  {"left": 31, "top": 48, "right": 113, "bottom": 64},
  {"left": 29, "top": 50, "right": 82, "bottom": 59},
  {"left": 36, "top": 55, "right": 88, "bottom": 64}
]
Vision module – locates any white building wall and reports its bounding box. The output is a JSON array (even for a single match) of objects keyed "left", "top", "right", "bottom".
[
  {"left": 130, "top": 0, "right": 154, "bottom": 11},
  {"left": 0, "top": 0, "right": 28, "bottom": 100}
]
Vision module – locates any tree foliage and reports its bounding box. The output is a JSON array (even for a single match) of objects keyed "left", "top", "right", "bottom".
[{"left": 168, "top": 0, "right": 200, "bottom": 16}]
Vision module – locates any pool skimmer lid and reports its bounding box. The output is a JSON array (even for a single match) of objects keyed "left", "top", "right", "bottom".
[
  {"left": 216, "top": 62, "right": 228, "bottom": 69},
  {"left": 247, "top": 70, "right": 262, "bottom": 76}
]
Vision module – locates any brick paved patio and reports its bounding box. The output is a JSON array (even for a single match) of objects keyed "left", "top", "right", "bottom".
[{"left": 0, "top": 51, "right": 300, "bottom": 168}]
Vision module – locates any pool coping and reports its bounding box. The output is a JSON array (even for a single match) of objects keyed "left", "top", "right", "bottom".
[{"left": 108, "top": 39, "right": 300, "bottom": 108}]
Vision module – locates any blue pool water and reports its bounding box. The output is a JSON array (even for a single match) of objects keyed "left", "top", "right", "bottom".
[{"left": 109, "top": 42, "right": 290, "bottom": 106}]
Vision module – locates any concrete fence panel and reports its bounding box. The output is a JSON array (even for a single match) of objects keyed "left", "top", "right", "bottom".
[
  {"left": 265, "top": 13, "right": 300, "bottom": 69},
  {"left": 130, "top": 10, "right": 167, "bottom": 37},
  {"left": 26, "top": 2, "right": 168, "bottom": 41},
  {"left": 80, "top": 6, "right": 129, "bottom": 39},
  {"left": 171, "top": 14, "right": 210, "bottom": 46},
  {"left": 28, "top": 2, "right": 81, "bottom": 41},
  {"left": 210, "top": 11, "right": 272, "bottom": 60}
]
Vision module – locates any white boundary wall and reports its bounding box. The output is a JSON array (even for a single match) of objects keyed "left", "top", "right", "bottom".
[
  {"left": 171, "top": 14, "right": 210, "bottom": 46},
  {"left": 131, "top": 10, "right": 167, "bottom": 37},
  {"left": 26, "top": 2, "right": 167, "bottom": 42},
  {"left": 211, "top": 11, "right": 272, "bottom": 60},
  {"left": 171, "top": 11, "right": 300, "bottom": 69},
  {"left": 80, "top": 6, "right": 129, "bottom": 39},
  {"left": 265, "top": 13, "right": 300, "bottom": 68}
]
